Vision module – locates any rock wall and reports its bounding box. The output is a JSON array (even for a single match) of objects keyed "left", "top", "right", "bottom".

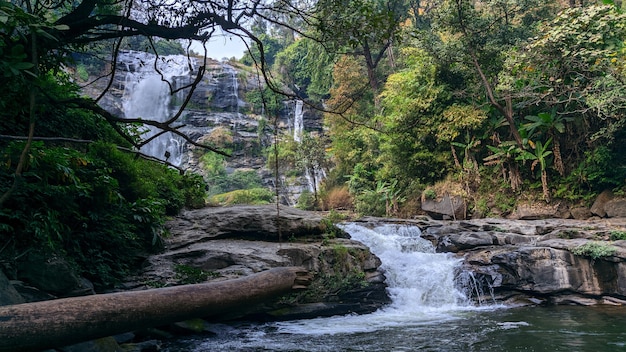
[{"left": 88, "top": 50, "right": 323, "bottom": 205}]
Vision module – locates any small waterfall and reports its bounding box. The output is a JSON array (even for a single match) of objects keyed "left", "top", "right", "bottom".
[
  {"left": 120, "top": 51, "right": 191, "bottom": 166},
  {"left": 341, "top": 223, "right": 469, "bottom": 311},
  {"left": 275, "top": 223, "right": 488, "bottom": 335},
  {"left": 293, "top": 100, "right": 304, "bottom": 142}
]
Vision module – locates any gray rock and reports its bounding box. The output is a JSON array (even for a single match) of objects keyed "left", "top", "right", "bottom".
[
  {"left": 165, "top": 205, "right": 334, "bottom": 248},
  {"left": 17, "top": 251, "right": 82, "bottom": 296},
  {"left": 605, "top": 198, "right": 626, "bottom": 218},
  {"left": 421, "top": 195, "right": 466, "bottom": 220},
  {"left": 591, "top": 189, "right": 614, "bottom": 217},
  {"left": 0, "top": 270, "right": 24, "bottom": 306}
]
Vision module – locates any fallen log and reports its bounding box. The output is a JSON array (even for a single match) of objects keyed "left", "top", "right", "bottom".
[{"left": 0, "top": 267, "right": 311, "bottom": 352}]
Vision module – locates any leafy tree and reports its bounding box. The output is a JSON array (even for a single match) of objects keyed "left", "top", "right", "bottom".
[
  {"left": 273, "top": 37, "right": 334, "bottom": 101},
  {"left": 314, "top": 0, "right": 408, "bottom": 100},
  {"left": 499, "top": 5, "right": 626, "bottom": 154}
]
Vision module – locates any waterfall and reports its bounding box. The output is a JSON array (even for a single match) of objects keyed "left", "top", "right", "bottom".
[
  {"left": 291, "top": 100, "right": 325, "bottom": 193},
  {"left": 276, "top": 223, "right": 487, "bottom": 334},
  {"left": 120, "top": 51, "right": 192, "bottom": 166},
  {"left": 293, "top": 100, "right": 304, "bottom": 142},
  {"left": 341, "top": 223, "right": 469, "bottom": 311},
  {"left": 220, "top": 62, "right": 243, "bottom": 114}
]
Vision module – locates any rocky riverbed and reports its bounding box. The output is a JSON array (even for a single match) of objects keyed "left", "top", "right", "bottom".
[{"left": 3, "top": 205, "right": 626, "bottom": 351}]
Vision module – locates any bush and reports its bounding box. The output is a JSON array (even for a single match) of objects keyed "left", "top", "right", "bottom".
[
  {"left": 209, "top": 188, "right": 274, "bottom": 205},
  {"left": 571, "top": 241, "right": 617, "bottom": 260},
  {"left": 0, "top": 141, "right": 206, "bottom": 288},
  {"left": 296, "top": 189, "right": 315, "bottom": 210},
  {"left": 322, "top": 186, "right": 353, "bottom": 211}
]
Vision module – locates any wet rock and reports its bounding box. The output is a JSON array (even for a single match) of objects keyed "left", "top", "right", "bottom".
[
  {"left": 0, "top": 270, "right": 24, "bottom": 306},
  {"left": 59, "top": 337, "right": 122, "bottom": 352}
]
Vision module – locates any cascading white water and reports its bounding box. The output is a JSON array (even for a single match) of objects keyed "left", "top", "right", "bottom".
[
  {"left": 293, "top": 100, "right": 304, "bottom": 143},
  {"left": 221, "top": 62, "right": 244, "bottom": 114},
  {"left": 120, "top": 51, "right": 192, "bottom": 166},
  {"left": 275, "top": 222, "right": 480, "bottom": 335},
  {"left": 291, "top": 100, "right": 326, "bottom": 193}
]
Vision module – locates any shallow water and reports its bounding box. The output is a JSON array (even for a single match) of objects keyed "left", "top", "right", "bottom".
[
  {"left": 163, "top": 305, "right": 626, "bottom": 351},
  {"left": 164, "top": 223, "right": 626, "bottom": 351}
]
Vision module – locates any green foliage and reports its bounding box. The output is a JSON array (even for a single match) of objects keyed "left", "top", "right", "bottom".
[
  {"left": 571, "top": 241, "right": 617, "bottom": 260},
  {"left": 296, "top": 189, "right": 315, "bottom": 210},
  {"left": 273, "top": 38, "right": 334, "bottom": 101},
  {"left": 174, "top": 264, "right": 218, "bottom": 284},
  {"left": 0, "top": 141, "right": 206, "bottom": 288},
  {"left": 209, "top": 188, "right": 274, "bottom": 206},
  {"left": 609, "top": 231, "right": 626, "bottom": 241}
]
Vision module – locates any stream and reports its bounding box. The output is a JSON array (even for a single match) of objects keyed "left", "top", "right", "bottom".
[{"left": 163, "top": 223, "right": 626, "bottom": 351}]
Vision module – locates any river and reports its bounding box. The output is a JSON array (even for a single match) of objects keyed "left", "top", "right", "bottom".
[{"left": 163, "top": 223, "right": 626, "bottom": 351}]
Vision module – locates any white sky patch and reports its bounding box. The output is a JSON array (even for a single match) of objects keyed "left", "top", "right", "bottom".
[{"left": 188, "top": 34, "right": 249, "bottom": 60}]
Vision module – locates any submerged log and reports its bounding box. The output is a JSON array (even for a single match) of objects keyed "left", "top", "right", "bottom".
[{"left": 0, "top": 267, "right": 311, "bottom": 352}]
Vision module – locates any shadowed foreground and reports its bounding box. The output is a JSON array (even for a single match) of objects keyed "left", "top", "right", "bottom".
[{"left": 0, "top": 267, "right": 311, "bottom": 352}]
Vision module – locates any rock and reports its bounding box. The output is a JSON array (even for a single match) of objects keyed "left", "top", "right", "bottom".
[
  {"left": 17, "top": 251, "right": 83, "bottom": 296},
  {"left": 165, "top": 205, "right": 337, "bottom": 247},
  {"left": 570, "top": 207, "right": 592, "bottom": 220},
  {"left": 0, "top": 271, "right": 24, "bottom": 306},
  {"left": 421, "top": 194, "right": 466, "bottom": 220},
  {"left": 604, "top": 198, "right": 626, "bottom": 218},
  {"left": 119, "top": 340, "right": 160, "bottom": 352},
  {"left": 11, "top": 281, "right": 57, "bottom": 302},
  {"left": 508, "top": 202, "right": 560, "bottom": 220},
  {"left": 59, "top": 337, "right": 122, "bottom": 352},
  {"left": 121, "top": 206, "right": 388, "bottom": 321},
  {"left": 591, "top": 190, "right": 614, "bottom": 217}
]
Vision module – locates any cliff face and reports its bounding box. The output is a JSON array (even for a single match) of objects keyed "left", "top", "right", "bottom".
[{"left": 89, "top": 50, "right": 323, "bottom": 204}]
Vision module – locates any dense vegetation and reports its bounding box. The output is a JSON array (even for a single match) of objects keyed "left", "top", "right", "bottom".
[
  {"left": 1, "top": 0, "right": 625, "bottom": 290},
  {"left": 255, "top": 0, "right": 626, "bottom": 217}
]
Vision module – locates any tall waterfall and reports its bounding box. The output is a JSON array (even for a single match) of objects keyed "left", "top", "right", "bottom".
[
  {"left": 276, "top": 223, "right": 480, "bottom": 334},
  {"left": 120, "top": 51, "right": 191, "bottom": 166},
  {"left": 291, "top": 100, "right": 325, "bottom": 193}
]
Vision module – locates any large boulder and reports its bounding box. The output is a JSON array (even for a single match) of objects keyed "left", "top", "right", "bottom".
[
  {"left": 591, "top": 190, "right": 614, "bottom": 217},
  {"left": 165, "top": 205, "right": 339, "bottom": 245},
  {"left": 121, "top": 205, "right": 388, "bottom": 319},
  {"left": 605, "top": 198, "right": 626, "bottom": 218},
  {"left": 421, "top": 194, "right": 466, "bottom": 220}
]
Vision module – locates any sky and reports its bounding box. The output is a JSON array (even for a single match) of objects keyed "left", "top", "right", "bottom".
[{"left": 189, "top": 34, "right": 249, "bottom": 60}]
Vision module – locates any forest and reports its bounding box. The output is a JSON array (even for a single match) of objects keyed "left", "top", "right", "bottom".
[{"left": 1, "top": 0, "right": 625, "bottom": 289}]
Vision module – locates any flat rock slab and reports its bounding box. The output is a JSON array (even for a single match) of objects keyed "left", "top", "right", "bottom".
[{"left": 166, "top": 205, "right": 330, "bottom": 248}]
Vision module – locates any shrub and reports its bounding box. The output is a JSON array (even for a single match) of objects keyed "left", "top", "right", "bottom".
[
  {"left": 609, "top": 231, "right": 626, "bottom": 241},
  {"left": 0, "top": 141, "right": 207, "bottom": 288},
  {"left": 571, "top": 241, "right": 617, "bottom": 260},
  {"left": 296, "top": 189, "right": 315, "bottom": 210},
  {"left": 323, "top": 186, "right": 353, "bottom": 211},
  {"left": 209, "top": 187, "right": 274, "bottom": 205}
]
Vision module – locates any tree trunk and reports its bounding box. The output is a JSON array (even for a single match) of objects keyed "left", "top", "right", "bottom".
[{"left": 0, "top": 267, "right": 311, "bottom": 352}]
